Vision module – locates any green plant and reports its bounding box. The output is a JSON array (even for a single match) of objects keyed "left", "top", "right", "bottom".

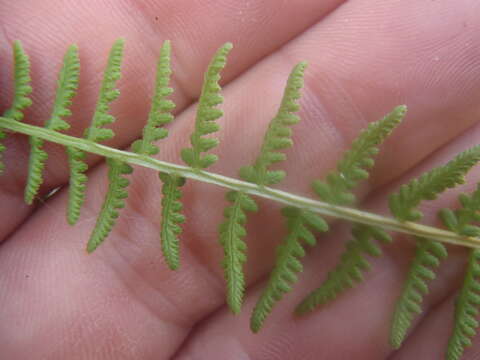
[{"left": 1, "top": 39, "right": 480, "bottom": 359}]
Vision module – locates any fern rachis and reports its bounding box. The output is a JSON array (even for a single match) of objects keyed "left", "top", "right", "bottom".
[{"left": 3, "top": 39, "right": 480, "bottom": 360}]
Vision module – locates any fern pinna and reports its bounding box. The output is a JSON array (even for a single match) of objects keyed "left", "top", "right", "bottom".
[{"left": 2, "top": 39, "right": 480, "bottom": 359}]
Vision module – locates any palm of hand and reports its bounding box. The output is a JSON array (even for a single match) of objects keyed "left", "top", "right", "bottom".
[{"left": 1, "top": 1, "right": 480, "bottom": 359}]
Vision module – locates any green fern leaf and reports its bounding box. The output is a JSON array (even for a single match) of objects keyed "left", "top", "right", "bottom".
[
  {"left": 239, "top": 62, "right": 307, "bottom": 186},
  {"left": 24, "top": 45, "right": 80, "bottom": 204},
  {"left": 219, "top": 62, "right": 307, "bottom": 314},
  {"left": 67, "top": 39, "right": 124, "bottom": 225},
  {"left": 250, "top": 207, "right": 327, "bottom": 332},
  {"left": 389, "top": 145, "right": 480, "bottom": 222},
  {"left": 3, "top": 40, "right": 32, "bottom": 120},
  {"left": 314, "top": 105, "right": 406, "bottom": 205},
  {"left": 390, "top": 238, "right": 448, "bottom": 348},
  {"left": 86, "top": 158, "right": 132, "bottom": 252},
  {"left": 132, "top": 40, "right": 175, "bottom": 156},
  {"left": 446, "top": 249, "right": 480, "bottom": 360},
  {"left": 159, "top": 173, "right": 186, "bottom": 270},
  {"left": 295, "top": 225, "right": 391, "bottom": 315},
  {"left": 219, "top": 191, "right": 258, "bottom": 313},
  {"left": 0, "top": 40, "right": 32, "bottom": 172},
  {"left": 181, "top": 43, "right": 232, "bottom": 170},
  {"left": 66, "top": 146, "right": 88, "bottom": 225}
]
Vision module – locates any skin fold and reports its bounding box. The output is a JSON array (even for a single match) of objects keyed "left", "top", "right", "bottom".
[{"left": 1, "top": 1, "right": 480, "bottom": 359}]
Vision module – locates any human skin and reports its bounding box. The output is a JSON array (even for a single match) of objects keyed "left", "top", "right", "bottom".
[{"left": 1, "top": 0, "right": 480, "bottom": 359}]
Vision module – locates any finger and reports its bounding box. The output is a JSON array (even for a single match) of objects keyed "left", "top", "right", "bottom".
[
  {"left": 0, "top": 0, "right": 340, "bottom": 239},
  {"left": 174, "top": 121, "right": 480, "bottom": 360},
  {"left": 2, "top": 0, "right": 480, "bottom": 358}
]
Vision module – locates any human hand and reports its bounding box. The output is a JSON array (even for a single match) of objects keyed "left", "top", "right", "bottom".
[{"left": 1, "top": 1, "right": 480, "bottom": 359}]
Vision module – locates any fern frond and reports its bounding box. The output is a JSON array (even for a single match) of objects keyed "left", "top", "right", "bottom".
[
  {"left": 181, "top": 43, "right": 232, "bottom": 170},
  {"left": 67, "top": 39, "right": 124, "bottom": 225},
  {"left": 314, "top": 105, "right": 406, "bottom": 205},
  {"left": 250, "top": 207, "right": 327, "bottom": 332},
  {"left": 0, "top": 40, "right": 32, "bottom": 172},
  {"left": 446, "top": 249, "right": 480, "bottom": 360},
  {"left": 389, "top": 145, "right": 480, "bottom": 222},
  {"left": 24, "top": 45, "right": 80, "bottom": 204},
  {"left": 219, "top": 190, "right": 258, "bottom": 313},
  {"left": 295, "top": 225, "right": 391, "bottom": 315},
  {"left": 239, "top": 62, "right": 307, "bottom": 186},
  {"left": 132, "top": 40, "right": 175, "bottom": 156},
  {"left": 390, "top": 238, "right": 448, "bottom": 348},
  {"left": 159, "top": 172, "right": 186, "bottom": 270},
  {"left": 86, "top": 159, "right": 132, "bottom": 253}
]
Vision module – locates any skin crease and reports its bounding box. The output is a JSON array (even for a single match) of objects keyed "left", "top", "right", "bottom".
[{"left": 1, "top": 0, "right": 480, "bottom": 359}]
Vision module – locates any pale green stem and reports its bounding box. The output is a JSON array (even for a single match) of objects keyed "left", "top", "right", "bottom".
[{"left": 1, "top": 116, "right": 479, "bottom": 249}]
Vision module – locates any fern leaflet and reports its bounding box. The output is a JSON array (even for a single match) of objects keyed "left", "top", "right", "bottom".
[
  {"left": 250, "top": 207, "right": 327, "bottom": 332},
  {"left": 67, "top": 39, "right": 124, "bottom": 225},
  {"left": 296, "top": 224, "right": 391, "bottom": 314},
  {"left": 219, "top": 190, "right": 258, "bottom": 313},
  {"left": 0, "top": 40, "right": 32, "bottom": 172},
  {"left": 219, "top": 62, "right": 307, "bottom": 314},
  {"left": 181, "top": 43, "right": 232, "bottom": 170},
  {"left": 131, "top": 40, "right": 175, "bottom": 156},
  {"left": 159, "top": 173, "right": 185, "bottom": 270},
  {"left": 390, "top": 238, "right": 448, "bottom": 348},
  {"left": 86, "top": 159, "right": 132, "bottom": 252},
  {"left": 390, "top": 238, "right": 448, "bottom": 349},
  {"left": 239, "top": 62, "right": 307, "bottom": 186},
  {"left": 389, "top": 145, "right": 480, "bottom": 222},
  {"left": 314, "top": 105, "right": 406, "bottom": 206},
  {"left": 24, "top": 45, "right": 80, "bottom": 204}
]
